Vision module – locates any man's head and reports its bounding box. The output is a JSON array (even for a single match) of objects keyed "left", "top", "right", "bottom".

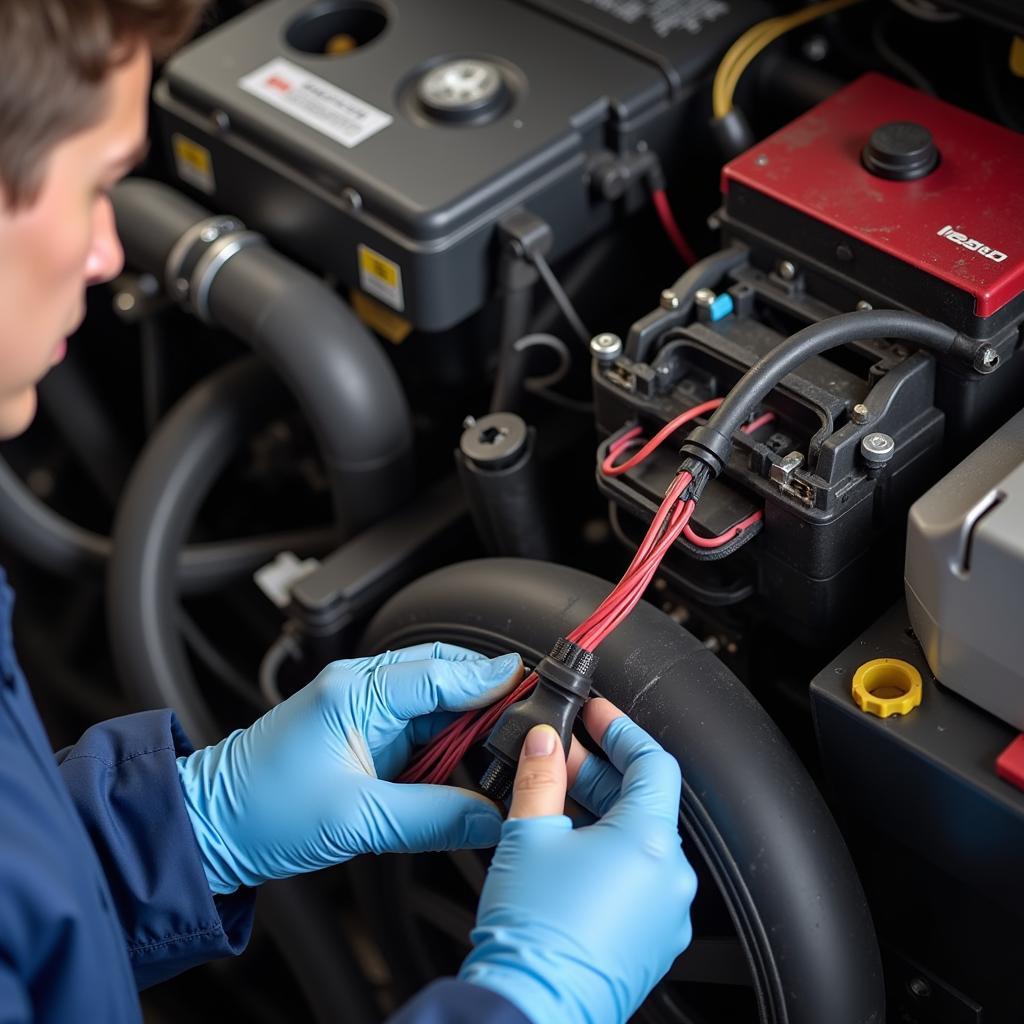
[{"left": 0, "top": 0, "right": 205, "bottom": 438}]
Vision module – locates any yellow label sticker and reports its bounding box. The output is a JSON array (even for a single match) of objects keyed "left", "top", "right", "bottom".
[
  {"left": 1011, "top": 36, "right": 1024, "bottom": 78},
  {"left": 357, "top": 244, "right": 404, "bottom": 311},
  {"left": 172, "top": 134, "right": 215, "bottom": 194}
]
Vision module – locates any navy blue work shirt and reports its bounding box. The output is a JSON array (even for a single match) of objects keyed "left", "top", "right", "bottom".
[{"left": 0, "top": 568, "right": 528, "bottom": 1024}]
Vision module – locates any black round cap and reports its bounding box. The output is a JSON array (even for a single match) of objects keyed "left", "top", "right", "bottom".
[
  {"left": 460, "top": 412, "right": 528, "bottom": 469},
  {"left": 862, "top": 121, "right": 939, "bottom": 181}
]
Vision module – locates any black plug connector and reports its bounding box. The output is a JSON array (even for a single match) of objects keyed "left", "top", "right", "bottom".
[{"left": 479, "top": 638, "right": 598, "bottom": 802}]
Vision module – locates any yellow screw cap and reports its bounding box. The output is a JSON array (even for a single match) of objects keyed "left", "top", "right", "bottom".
[{"left": 851, "top": 658, "right": 922, "bottom": 718}]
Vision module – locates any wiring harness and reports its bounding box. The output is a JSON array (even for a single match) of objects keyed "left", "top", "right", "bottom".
[{"left": 399, "top": 308, "right": 999, "bottom": 793}]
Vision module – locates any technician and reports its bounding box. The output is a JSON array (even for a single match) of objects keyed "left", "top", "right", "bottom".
[{"left": 0, "top": 3, "right": 697, "bottom": 1022}]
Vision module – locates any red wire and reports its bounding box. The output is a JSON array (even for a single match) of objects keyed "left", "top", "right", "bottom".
[
  {"left": 398, "top": 402, "right": 778, "bottom": 786},
  {"left": 652, "top": 189, "right": 697, "bottom": 267}
]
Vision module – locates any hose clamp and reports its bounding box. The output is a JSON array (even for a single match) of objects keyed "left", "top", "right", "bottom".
[{"left": 164, "top": 215, "right": 265, "bottom": 324}]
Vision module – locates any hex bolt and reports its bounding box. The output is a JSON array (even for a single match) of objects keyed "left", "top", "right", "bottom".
[
  {"left": 660, "top": 289, "right": 680, "bottom": 310},
  {"left": 851, "top": 403, "right": 869, "bottom": 425},
  {"left": 777, "top": 260, "right": 797, "bottom": 281},
  {"left": 694, "top": 288, "right": 716, "bottom": 310},
  {"left": 590, "top": 333, "right": 623, "bottom": 364},
  {"left": 861, "top": 432, "right": 895, "bottom": 464}
]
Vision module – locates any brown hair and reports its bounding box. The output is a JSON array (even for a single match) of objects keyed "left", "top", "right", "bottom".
[{"left": 0, "top": 0, "right": 207, "bottom": 208}]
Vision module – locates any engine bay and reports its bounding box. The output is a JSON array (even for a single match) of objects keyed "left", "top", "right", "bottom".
[{"left": 3, "top": 1, "right": 1023, "bottom": 1021}]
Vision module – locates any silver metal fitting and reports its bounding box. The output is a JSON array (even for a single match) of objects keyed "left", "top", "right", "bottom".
[
  {"left": 590, "top": 332, "right": 623, "bottom": 363},
  {"left": 777, "top": 260, "right": 797, "bottom": 281},
  {"left": 694, "top": 288, "right": 716, "bottom": 310},
  {"left": 861, "top": 432, "right": 895, "bottom": 464},
  {"left": 770, "top": 451, "right": 804, "bottom": 485},
  {"left": 856, "top": 299, "right": 873, "bottom": 311},
  {"left": 660, "top": 289, "right": 680, "bottom": 311},
  {"left": 851, "top": 403, "right": 869, "bottom": 425}
]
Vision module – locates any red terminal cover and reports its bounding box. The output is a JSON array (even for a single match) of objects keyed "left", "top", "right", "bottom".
[
  {"left": 996, "top": 734, "right": 1024, "bottom": 793},
  {"left": 722, "top": 73, "right": 1024, "bottom": 319}
]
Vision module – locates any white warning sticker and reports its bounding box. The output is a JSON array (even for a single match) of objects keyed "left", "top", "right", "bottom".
[{"left": 239, "top": 58, "right": 393, "bottom": 148}]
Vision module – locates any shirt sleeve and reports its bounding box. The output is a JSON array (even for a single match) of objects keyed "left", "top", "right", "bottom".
[
  {"left": 386, "top": 978, "right": 534, "bottom": 1024},
  {"left": 55, "top": 709, "right": 256, "bottom": 989}
]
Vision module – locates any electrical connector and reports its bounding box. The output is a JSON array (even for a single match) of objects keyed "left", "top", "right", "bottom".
[{"left": 479, "top": 637, "right": 598, "bottom": 801}]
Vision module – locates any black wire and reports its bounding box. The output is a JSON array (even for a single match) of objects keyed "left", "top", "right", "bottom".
[
  {"left": 529, "top": 251, "right": 592, "bottom": 346},
  {"left": 683, "top": 310, "right": 972, "bottom": 476},
  {"left": 873, "top": 11, "right": 936, "bottom": 95},
  {"left": 179, "top": 610, "right": 267, "bottom": 713}
]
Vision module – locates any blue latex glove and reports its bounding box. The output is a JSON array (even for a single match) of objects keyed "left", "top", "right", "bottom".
[
  {"left": 176, "top": 643, "right": 522, "bottom": 894},
  {"left": 459, "top": 698, "right": 697, "bottom": 1024}
]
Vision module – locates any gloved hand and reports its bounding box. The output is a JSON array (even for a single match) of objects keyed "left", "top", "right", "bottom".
[
  {"left": 176, "top": 643, "right": 522, "bottom": 894},
  {"left": 459, "top": 697, "right": 697, "bottom": 1024}
]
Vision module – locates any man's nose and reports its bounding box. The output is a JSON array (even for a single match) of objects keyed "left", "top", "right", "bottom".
[{"left": 85, "top": 197, "right": 125, "bottom": 286}]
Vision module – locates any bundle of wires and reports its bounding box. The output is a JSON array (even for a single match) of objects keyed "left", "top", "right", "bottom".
[
  {"left": 712, "top": 0, "right": 865, "bottom": 120},
  {"left": 399, "top": 399, "right": 771, "bottom": 786}
]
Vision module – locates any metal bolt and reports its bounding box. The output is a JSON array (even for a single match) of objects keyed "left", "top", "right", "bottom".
[
  {"left": 694, "top": 288, "right": 716, "bottom": 310},
  {"left": 212, "top": 109, "right": 231, "bottom": 133},
  {"left": 977, "top": 345, "right": 999, "bottom": 372},
  {"left": 590, "top": 332, "right": 623, "bottom": 363},
  {"left": 755, "top": 154, "right": 769, "bottom": 167},
  {"left": 851, "top": 403, "right": 869, "bottom": 425},
  {"left": 173, "top": 277, "right": 189, "bottom": 298},
  {"left": 340, "top": 187, "right": 363, "bottom": 211},
  {"left": 462, "top": 415, "right": 477, "bottom": 430},
  {"left": 856, "top": 299, "right": 873, "bottom": 311},
  {"left": 114, "top": 292, "right": 136, "bottom": 314},
  {"left": 660, "top": 289, "right": 680, "bottom": 310},
  {"left": 907, "top": 977, "right": 931, "bottom": 1000},
  {"left": 200, "top": 225, "right": 221, "bottom": 244},
  {"left": 777, "top": 260, "right": 797, "bottom": 281},
  {"left": 861, "top": 432, "right": 895, "bottom": 464},
  {"left": 770, "top": 451, "right": 804, "bottom": 484}
]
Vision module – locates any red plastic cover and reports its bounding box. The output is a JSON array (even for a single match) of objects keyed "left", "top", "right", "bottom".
[
  {"left": 997, "top": 734, "right": 1024, "bottom": 793},
  {"left": 722, "top": 74, "right": 1024, "bottom": 318}
]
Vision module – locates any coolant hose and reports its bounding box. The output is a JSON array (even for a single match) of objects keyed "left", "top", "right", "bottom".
[
  {"left": 107, "top": 357, "right": 289, "bottom": 738},
  {"left": 0, "top": 455, "right": 335, "bottom": 594},
  {"left": 361, "top": 558, "right": 885, "bottom": 1024},
  {"left": 112, "top": 179, "right": 414, "bottom": 531}
]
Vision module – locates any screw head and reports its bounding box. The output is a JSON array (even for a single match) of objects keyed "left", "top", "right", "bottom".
[
  {"left": 861, "top": 432, "right": 895, "bottom": 464},
  {"left": 856, "top": 299, "right": 873, "bottom": 311},
  {"left": 590, "top": 332, "right": 623, "bottom": 363},
  {"left": 114, "top": 292, "right": 136, "bottom": 314},
  {"left": 200, "top": 225, "right": 221, "bottom": 244},
  {"left": 851, "top": 403, "right": 869, "bottom": 425},
  {"left": 777, "top": 260, "right": 797, "bottom": 281},
  {"left": 755, "top": 154, "right": 769, "bottom": 167},
  {"left": 660, "top": 289, "right": 680, "bottom": 310},
  {"left": 694, "top": 288, "right": 716, "bottom": 309},
  {"left": 212, "top": 109, "right": 231, "bottom": 133},
  {"left": 340, "top": 187, "right": 363, "bottom": 211},
  {"left": 976, "top": 345, "right": 1000, "bottom": 372}
]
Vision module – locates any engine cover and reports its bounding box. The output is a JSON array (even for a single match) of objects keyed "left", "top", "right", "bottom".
[{"left": 154, "top": 0, "right": 767, "bottom": 331}]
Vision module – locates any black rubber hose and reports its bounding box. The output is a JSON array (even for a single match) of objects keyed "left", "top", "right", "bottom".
[
  {"left": 112, "top": 178, "right": 414, "bottom": 531},
  {"left": 107, "top": 357, "right": 289, "bottom": 738},
  {"left": 0, "top": 456, "right": 336, "bottom": 595},
  {"left": 361, "top": 558, "right": 885, "bottom": 1024},
  {"left": 682, "top": 309, "right": 996, "bottom": 477}
]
